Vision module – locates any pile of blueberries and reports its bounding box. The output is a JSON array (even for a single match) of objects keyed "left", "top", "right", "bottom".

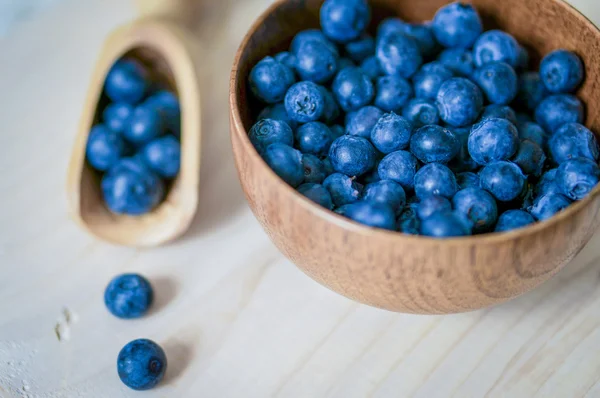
[
  {"left": 247, "top": 0, "right": 600, "bottom": 237},
  {"left": 86, "top": 58, "right": 181, "bottom": 215}
]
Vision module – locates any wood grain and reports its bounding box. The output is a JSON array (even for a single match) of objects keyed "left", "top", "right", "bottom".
[{"left": 230, "top": 0, "right": 600, "bottom": 314}]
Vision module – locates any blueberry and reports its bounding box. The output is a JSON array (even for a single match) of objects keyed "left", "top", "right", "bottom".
[
  {"left": 447, "top": 125, "right": 478, "bottom": 172},
  {"left": 323, "top": 173, "right": 362, "bottom": 206},
  {"left": 295, "top": 122, "right": 334, "bottom": 156},
  {"left": 402, "top": 98, "right": 440, "bottom": 128},
  {"left": 528, "top": 193, "right": 572, "bottom": 221},
  {"left": 124, "top": 103, "right": 165, "bottom": 145},
  {"left": 103, "top": 103, "right": 133, "bottom": 134},
  {"left": 262, "top": 143, "right": 304, "bottom": 187},
  {"left": 518, "top": 122, "right": 549, "bottom": 148},
  {"left": 516, "top": 72, "right": 549, "bottom": 111},
  {"left": 104, "top": 59, "right": 148, "bottom": 104},
  {"left": 346, "top": 106, "right": 384, "bottom": 138},
  {"left": 452, "top": 187, "right": 498, "bottom": 233},
  {"left": 375, "top": 75, "right": 413, "bottom": 112},
  {"left": 302, "top": 154, "right": 327, "bottom": 183},
  {"left": 275, "top": 51, "right": 297, "bottom": 69},
  {"left": 399, "top": 22, "right": 441, "bottom": 59},
  {"left": 295, "top": 40, "right": 339, "bottom": 83},
  {"left": 284, "top": 81, "right": 325, "bottom": 123},
  {"left": 338, "top": 57, "right": 356, "bottom": 70},
  {"left": 290, "top": 29, "right": 339, "bottom": 57},
  {"left": 332, "top": 67, "right": 375, "bottom": 112},
  {"left": 517, "top": 45, "right": 530, "bottom": 70},
  {"left": 249, "top": 56, "right": 296, "bottom": 104},
  {"left": 437, "top": 48, "right": 475, "bottom": 76},
  {"left": 258, "top": 103, "right": 298, "bottom": 130},
  {"left": 481, "top": 105, "right": 517, "bottom": 125},
  {"left": 376, "top": 32, "right": 423, "bottom": 78},
  {"left": 468, "top": 118, "right": 519, "bottom": 165},
  {"left": 378, "top": 150, "right": 420, "bottom": 190},
  {"left": 420, "top": 211, "right": 472, "bottom": 237},
  {"left": 319, "top": 86, "right": 341, "bottom": 124},
  {"left": 414, "top": 163, "right": 458, "bottom": 200},
  {"left": 410, "top": 125, "right": 459, "bottom": 164},
  {"left": 548, "top": 123, "right": 599, "bottom": 164},
  {"left": 456, "top": 171, "right": 480, "bottom": 189},
  {"left": 479, "top": 160, "right": 525, "bottom": 202},
  {"left": 516, "top": 112, "right": 533, "bottom": 125},
  {"left": 249, "top": 118, "right": 294, "bottom": 154},
  {"left": 413, "top": 61, "right": 454, "bottom": 100},
  {"left": 397, "top": 203, "right": 420, "bottom": 234},
  {"left": 360, "top": 56, "right": 383, "bottom": 80},
  {"left": 535, "top": 169, "right": 561, "bottom": 197},
  {"left": 511, "top": 139, "right": 546, "bottom": 177},
  {"left": 416, "top": 195, "right": 452, "bottom": 220},
  {"left": 556, "top": 158, "right": 600, "bottom": 200},
  {"left": 320, "top": 0, "right": 370, "bottom": 43},
  {"left": 345, "top": 35, "right": 375, "bottom": 62},
  {"left": 145, "top": 91, "right": 181, "bottom": 135},
  {"left": 359, "top": 168, "right": 382, "bottom": 185},
  {"left": 494, "top": 210, "right": 535, "bottom": 232},
  {"left": 473, "top": 30, "right": 520, "bottom": 67},
  {"left": 362, "top": 180, "right": 407, "bottom": 213},
  {"left": 117, "top": 339, "right": 167, "bottom": 391},
  {"left": 377, "top": 18, "right": 407, "bottom": 40},
  {"left": 472, "top": 62, "right": 518, "bottom": 105},
  {"left": 540, "top": 49, "right": 584, "bottom": 94},
  {"left": 370, "top": 112, "right": 412, "bottom": 154},
  {"left": 329, "top": 124, "right": 344, "bottom": 138},
  {"left": 328, "top": 135, "right": 376, "bottom": 177},
  {"left": 337, "top": 201, "right": 396, "bottom": 230},
  {"left": 432, "top": 2, "right": 482, "bottom": 49},
  {"left": 101, "top": 158, "right": 165, "bottom": 215},
  {"left": 141, "top": 135, "right": 181, "bottom": 179},
  {"left": 535, "top": 94, "right": 584, "bottom": 133},
  {"left": 297, "top": 183, "right": 334, "bottom": 209},
  {"left": 436, "top": 77, "right": 483, "bottom": 127},
  {"left": 104, "top": 273, "right": 153, "bottom": 318},
  {"left": 322, "top": 157, "right": 336, "bottom": 176},
  {"left": 86, "top": 125, "right": 127, "bottom": 171}
]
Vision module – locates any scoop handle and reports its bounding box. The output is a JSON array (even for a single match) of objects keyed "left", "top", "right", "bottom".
[{"left": 133, "top": 0, "right": 200, "bottom": 27}]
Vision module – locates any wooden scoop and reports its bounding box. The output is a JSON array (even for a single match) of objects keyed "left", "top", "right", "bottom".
[{"left": 67, "top": 0, "right": 201, "bottom": 247}]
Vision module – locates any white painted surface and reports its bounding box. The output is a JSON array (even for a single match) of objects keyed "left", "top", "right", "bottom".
[{"left": 0, "top": 0, "right": 599, "bottom": 397}]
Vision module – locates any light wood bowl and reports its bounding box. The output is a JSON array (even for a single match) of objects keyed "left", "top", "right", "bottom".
[
  {"left": 230, "top": 0, "right": 600, "bottom": 314},
  {"left": 67, "top": 2, "right": 202, "bottom": 247}
]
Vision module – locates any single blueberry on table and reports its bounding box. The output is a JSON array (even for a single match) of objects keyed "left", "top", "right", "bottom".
[
  {"left": 141, "top": 135, "right": 181, "bottom": 179},
  {"left": 249, "top": 118, "right": 294, "bottom": 154},
  {"left": 337, "top": 201, "right": 396, "bottom": 230},
  {"left": 104, "top": 273, "right": 153, "bottom": 319},
  {"left": 410, "top": 125, "right": 459, "bottom": 164},
  {"left": 275, "top": 51, "right": 297, "bottom": 70},
  {"left": 414, "top": 163, "right": 459, "bottom": 200},
  {"left": 361, "top": 180, "right": 407, "bottom": 214},
  {"left": 511, "top": 139, "right": 546, "bottom": 177},
  {"left": 117, "top": 339, "right": 167, "bottom": 391},
  {"left": 548, "top": 123, "right": 599, "bottom": 165},
  {"left": 540, "top": 49, "right": 584, "bottom": 94},
  {"left": 516, "top": 72, "right": 549, "bottom": 111},
  {"left": 145, "top": 90, "right": 181, "bottom": 135},
  {"left": 258, "top": 103, "right": 298, "bottom": 130},
  {"left": 468, "top": 118, "right": 519, "bottom": 165},
  {"left": 346, "top": 106, "right": 384, "bottom": 138},
  {"left": 101, "top": 158, "right": 165, "bottom": 215},
  {"left": 290, "top": 29, "right": 339, "bottom": 57},
  {"left": 124, "top": 103, "right": 165, "bottom": 145},
  {"left": 104, "top": 59, "right": 148, "bottom": 104},
  {"left": 370, "top": 112, "right": 413, "bottom": 154},
  {"left": 518, "top": 122, "right": 549, "bottom": 148},
  {"left": 295, "top": 122, "right": 334, "bottom": 156},
  {"left": 332, "top": 67, "right": 375, "bottom": 112},
  {"left": 481, "top": 105, "right": 518, "bottom": 125},
  {"left": 328, "top": 135, "right": 376, "bottom": 177},
  {"left": 452, "top": 187, "right": 498, "bottom": 233},
  {"left": 302, "top": 154, "right": 327, "bottom": 184},
  {"left": 320, "top": 0, "right": 371, "bottom": 43},
  {"left": 295, "top": 40, "right": 339, "bottom": 83},
  {"left": 420, "top": 211, "right": 472, "bottom": 237},
  {"left": 284, "top": 81, "right": 325, "bottom": 123},
  {"left": 436, "top": 77, "right": 483, "bottom": 127},
  {"left": 375, "top": 75, "right": 413, "bottom": 113},
  {"left": 103, "top": 102, "right": 133, "bottom": 134},
  {"left": 249, "top": 56, "right": 296, "bottom": 104},
  {"left": 378, "top": 150, "right": 420, "bottom": 190},
  {"left": 262, "top": 143, "right": 304, "bottom": 188},
  {"left": 360, "top": 56, "right": 382, "bottom": 80},
  {"left": 556, "top": 158, "right": 600, "bottom": 201},
  {"left": 323, "top": 173, "right": 363, "bottom": 207},
  {"left": 345, "top": 35, "right": 375, "bottom": 62},
  {"left": 86, "top": 124, "right": 127, "bottom": 171},
  {"left": 402, "top": 98, "right": 440, "bottom": 128},
  {"left": 297, "top": 183, "right": 334, "bottom": 209},
  {"left": 494, "top": 210, "right": 535, "bottom": 232},
  {"left": 473, "top": 30, "right": 520, "bottom": 68},
  {"left": 535, "top": 169, "right": 561, "bottom": 197},
  {"left": 437, "top": 48, "right": 474, "bottom": 76},
  {"left": 456, "top": 171, "right": 480, "bottom": 189},
  {"left": 535, "top": 94, "right": 584, "bottom": 133},
  {"left": 432, "top": 2, "right": 482, "bottom": 49},
  {"left": 529, "top": 193, "right": 572, "bottom": 221},
  {"left": 416, "top": 195, "right": 452, "bottom": 220},
  {"left": 479, "top": 160, "right": 526, "bottom": 202},
  {"left": 397, "top": 203, "right": 421, "bottom": 234},
  {"left": 472, "top": 62, "right": 518, "bottom": 105},
  {"left": 376, "top": 32, "right": 423, "bottom": 78},
  {"left": 412, "top": 61, "right": 454, "bottom": 100}
]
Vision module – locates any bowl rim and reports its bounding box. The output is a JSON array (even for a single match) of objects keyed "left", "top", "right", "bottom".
[{"left": 229, "top": 0, "right": 600, "bottom": 245}]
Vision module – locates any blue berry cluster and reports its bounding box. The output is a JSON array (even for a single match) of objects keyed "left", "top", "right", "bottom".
[
  {"left": 248, "top": 0, "right": 598, "bottom": 237},
  {"left": 86, "top": 59, "right": 182, "bottom": 215}
]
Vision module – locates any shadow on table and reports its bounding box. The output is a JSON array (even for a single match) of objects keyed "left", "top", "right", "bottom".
[
  {"left": 147, "top": 276, "right": 179, "bottom": 316},
  {"left": 162, "top": 339, "right": 196, "bottom": 384}
]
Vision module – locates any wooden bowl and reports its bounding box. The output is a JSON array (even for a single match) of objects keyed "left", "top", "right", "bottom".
[{"left": 230, "top": 0, "right": 600, "bottom": 314}]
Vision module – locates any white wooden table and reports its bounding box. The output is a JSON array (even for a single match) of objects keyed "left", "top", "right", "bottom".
[{"left": 1, "top": 0, "right": 600, "bottom": 397}]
